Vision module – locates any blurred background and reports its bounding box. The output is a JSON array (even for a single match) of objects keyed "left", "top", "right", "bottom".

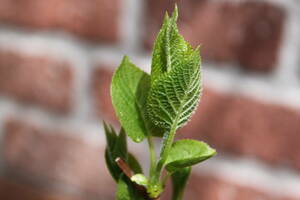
[{"left": 0, "top": 0, "right": 299, "bottom": 199}]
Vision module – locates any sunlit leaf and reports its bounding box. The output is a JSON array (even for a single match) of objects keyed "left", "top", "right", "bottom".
[
  {"left": 148, "top": 6, "right": 202, "bottom": 131},
  {"left": 165, "top": 139, "right": 216, "bottom": 172},
  {"left": 111, "top": 56, "right": 164, "bottom": 142}
]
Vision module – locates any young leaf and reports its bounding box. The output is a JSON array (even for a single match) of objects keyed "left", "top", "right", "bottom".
[
  {"left": 128, "top": 153, "right": 143, "bottom": 174},
  {"left": 150, "top": 13, "right": 172, "bottom": 81},
  {"left": 165, "top": 139, "right": 216, "bottom": 172},
  {"left": 116, "top": 177, "right": 131, "bottom": 200},
  {"left": 131, "top": 174, "right": 148, "bottom": 187},
  {"left": 104, "top": 122, "right": 128, "bottom": 181},
  {"left": 111, "top": 56, "right": 164, "bottom": 142},
  {"left": 117, "top": 175, "right": 145, "bottom": 200},
  {"left": 171, "top": 167, "right": 191, "bottom": 200},
  {"left": 103, "top": 121, "right": 117, "bottom": 149},
  {"left": 105, "top": 149, "right": 122, "bottom": 182},
  {"left": 113, "top": 128, "right": 128, "bottom": 160},
  {"left": 147, "top": 6, "right": 202, "bottom": 130}
]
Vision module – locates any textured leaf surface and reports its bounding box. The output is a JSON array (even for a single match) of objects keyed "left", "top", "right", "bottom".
[
  {"left": 111, "top": 56, "right": 163, "bottom": 142},
  {"left": 165, "top": 139, "right": 216, "bottom": 172},
  {"left": 148, "top": 7, "right": 202, "bottom": 130},
  {"left": 171, "top": 167, "right": 191, "bottom": 200}
]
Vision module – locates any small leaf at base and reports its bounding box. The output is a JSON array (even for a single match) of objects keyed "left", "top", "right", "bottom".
[
  {"left": 131, "top": 174, "right": 148, "bottom": 187},
  {"left": 165, "top": 139, "right": 216, "bottom": 172}
]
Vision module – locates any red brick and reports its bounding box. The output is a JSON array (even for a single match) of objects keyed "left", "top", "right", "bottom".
[
  {"left": 91, "top": 67, "right": 118, "bottom": 123},
  {"left": 0, "top": 0, "right": 120, "bottom": 42},
  {"left": 0, "top": 178, "right": 82, "bottom": 200},
  {"left": 180, "top": 89, "right": 300, "bottom": 170},
  {"left": 0, "top": 51, "right": 73, "bottom": 113},
  {"left": 160, "top": 173, "right": 299, "bottom": 200},
  {"left": 145, "top": 0, "right": 285, "bottom": 72},
  {"left": 3, "top": 119, "right": 115, "bottom": 199},
  {"left": 182, "top": 174, "right": 299, "bottom": 200}
]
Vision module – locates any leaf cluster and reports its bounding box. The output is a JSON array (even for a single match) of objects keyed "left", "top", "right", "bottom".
[{"left": 103, "top": 6, "right": 216, "bottom": 200}]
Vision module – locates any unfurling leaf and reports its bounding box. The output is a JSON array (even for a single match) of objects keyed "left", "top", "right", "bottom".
[
  {"left": 147, "top": 6, "right": 202, "bottom": 130},
  {"left": 131, "top": 174, "right": 148, "bottom": 187},
  {"left": 104, "top": 122, "right": 125, "bottom": 181},
  {"left": 165, "top": 139, "right": 216, "bottom": 172},
  {"left": 111, "top": 56, "right": 164, "bottom": 143},
  {"left": 113, "top": 128, "right": 128, "bottom": 160},
  {"left": 171, "top": 167, "right": 191, "bottom": 200},
  {"left": 103, "top": 122, "right": 143, "bottom": 181}
]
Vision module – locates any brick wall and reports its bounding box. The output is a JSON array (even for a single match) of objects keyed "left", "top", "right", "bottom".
[{"left": 0, "top": 0, "right": 300, "bottom": 199}]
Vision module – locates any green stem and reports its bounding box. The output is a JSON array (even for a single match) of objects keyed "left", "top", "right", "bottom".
[
  {"left": 147, "top": 135, "right": 156, "bottom": 178},
  {"left": 147, "top": 123, "right": 177, "bottom": 199},
  {"left": 152, "top": 122, "right": 177, "bottom": 185},
  {"left": 158, "top": 124, "right": 177, "bottom": 175}
]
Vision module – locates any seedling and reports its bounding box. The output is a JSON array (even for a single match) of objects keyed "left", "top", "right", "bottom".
[{"left": 103, "top": 6, "right": 216, "bottom": 200}]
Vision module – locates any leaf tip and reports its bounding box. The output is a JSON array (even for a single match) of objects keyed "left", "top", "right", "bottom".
[
  {"left": 173, "top": 4, "right": 179, "bottom": 20},
  {"left": 163, "top": 11, "right": 169, "bottom": 20},
  {"left": 121, "top": 55, "right": 130, "bottom": 63}
]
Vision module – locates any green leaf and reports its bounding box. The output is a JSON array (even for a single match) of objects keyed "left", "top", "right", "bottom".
[
  {"left": 103, "top": 122, "right": 121, "bottom": 181},
  {"left": 103, "top": 123, "right": 128, "bottom": 182},
  {"left": 148, "top": 6, "right": 202, "bottom": 130},
  {"left": 150, "top": 12, "right": 172, "bottom": 81},
  {"left": 116, "top": 175, "right": 145, "bottom": 200},
  {"left": 131, "top": 174, "right": 148, "bottom": 187},
  {"left": 105, "top": 149, "right": 122, "bottom": 182},
  {"left": 111, "top": 56, "right": 164, "bottom": 142},
  {"left": 113, "top": 128, "right": 128, "bottom": 160},
  {"left": 165, "top": 139, "right": 216, "bottom": 172},
  {"left": 116, "top": 177, "right": 131, "bottom": 200},
  {"left": 128, "top": 153, "right": 143, "bottom": 174},
  {"left": 171, "top": 167, "right": 191, "bottom": 200},
  {"left": 103, "top": 121, "right": 117, "bottom": 149}
]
